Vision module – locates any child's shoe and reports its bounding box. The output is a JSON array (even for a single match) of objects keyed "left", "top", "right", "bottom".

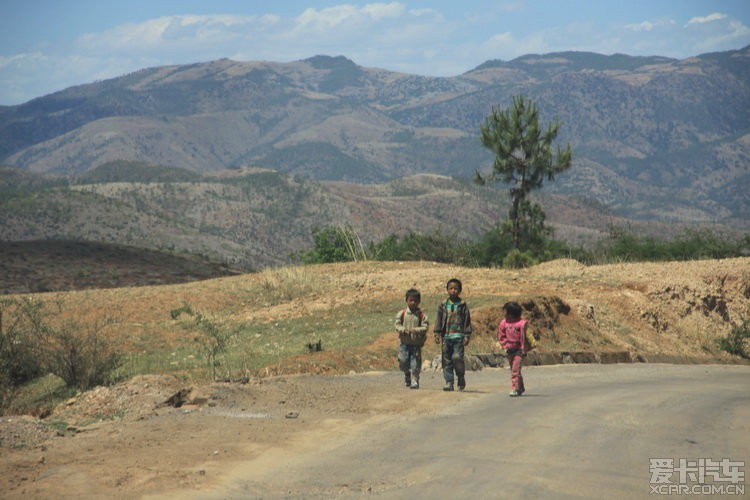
[
  {"left": 404, "top": 374, "right": 411, "bottom": 387},
  {"left": 443, "top": 382, "right": 454, "bottom": 391},
  {"left": 410, "top": 379, "right": 419, "bottom": 389},
  {"left": 457, "top": 377, "right": 466, "bottom": 392},
  {"left": 509, "top": 390, "right": 520, "bottom": 397}
]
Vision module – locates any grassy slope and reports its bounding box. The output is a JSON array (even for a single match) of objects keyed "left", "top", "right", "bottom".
[{"left": 6, "top": 258, "right": 747, "bottom": 385}]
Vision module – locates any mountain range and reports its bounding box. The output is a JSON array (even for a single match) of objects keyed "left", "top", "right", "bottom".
[{"left": 0, "top": 47, "right": 748, "bottom": 273}]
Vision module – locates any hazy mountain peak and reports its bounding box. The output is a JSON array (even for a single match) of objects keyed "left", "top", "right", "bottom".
[{"left": 303, "top": 54, "right": 358, "bottom": 70}]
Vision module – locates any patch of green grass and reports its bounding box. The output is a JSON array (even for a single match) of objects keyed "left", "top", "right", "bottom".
[
  {"left": 46, "top": 419, "right": 70, "bottom": 433},
  {"left": 116, "top": 348, "right": 203, "bottom": 379},
  {"left": 613, "top": 323, "right": 633, "bottom": 338},
  {"left": 109, "top": 292, "right": 504, "bottom": 383},
  {"left": 2, "top": 374, "right": 75, "bottom": 417},
  {"left": 228, "top": 299, "right": 399, "bottom": 366}
]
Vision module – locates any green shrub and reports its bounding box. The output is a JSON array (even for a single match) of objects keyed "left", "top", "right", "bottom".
[
  {"left": 717, "top": 319, "right": 750, "bottom": 359},
  {"left": 591, "top": 226, "right": 749, "bottom": 263},
  {"left": 502, "top": 249, "right": 538, "bottom": 268},
  {"left": 300, "top": 225, "right": 367, "bottom": 263},
  {"left": 370, "top": 229, "right": 474, "bottom": 265},
  {"left": 469, "top": 226, "right": 514, "bottom": 267},
  {"left": 1, "top": 298, "right": 122, "bottom": 413},
  {"left": 41, "top": 317, "right": 122, "bottom": 391},
  {"left": 172, "top": 306, "right": 230, "bottom": 380},
  {"left": 0, "top": 299, "right": 46, "bottom": 396},
  {"left": 300, "top": 221, "right": 747, "bottom": 269}
]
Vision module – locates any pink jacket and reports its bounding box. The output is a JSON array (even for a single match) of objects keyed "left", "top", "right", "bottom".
[{"left": 498, "top": 318, "right": 529, "bottom": 352}]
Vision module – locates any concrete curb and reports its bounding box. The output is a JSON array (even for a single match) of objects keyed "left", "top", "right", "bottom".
[{"left": 469, "top": 351, "right": 749, "bottom": 369}]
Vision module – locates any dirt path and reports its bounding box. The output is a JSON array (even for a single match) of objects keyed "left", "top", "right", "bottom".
[
  {"left": 153, "top": 364, "right": 750, "bottom": 499},
  {"left": 4, "top": 364, "right": 748, "bottom": 499}
]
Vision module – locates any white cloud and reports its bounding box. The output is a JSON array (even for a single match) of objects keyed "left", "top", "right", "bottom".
[
  {"left": 683, "top": 12, "right": 750, "bottom": 54},
  {"left": 77, "top": 14, "right": 280, "bottom": 53},
  {"left": 624, "top": 18, "right": 676, "bottom": 33},
  {"left": 482, "top": 32, "right": 517, "bottom": 53},
  {"left": 476, "top": 30, "right": 552, "bottom": 62},
  {"left": 296, "top": 5, "right": 360, "bottom": 30},
  {"left": 278, "top": 3, "right": 452, "bottom": 69},
  {"left": 0, "top": 52, "right": 46, "bottom": 70},
  {"left": 408, "top": 8, "right": 442, "bottom": 20},
  {"left": 292, "top": 2, "right": 409, "bottom": 38},
  {"left": 625, "top": 21, "right": 655, "bottom": 32},
  {"left": 687, "top": 13, "right": 727, "bottom": 26},
  {"left": 362, "top": 2, "right": 405, "bottom": 20},
  {"left": 293, "top": 3, "right": 406, "bottom": 32},
  {"left": 2, "top": 3, "right": 750, "bottom": 105}
]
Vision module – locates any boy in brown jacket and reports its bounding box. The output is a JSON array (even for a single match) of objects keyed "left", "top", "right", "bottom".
[{"left": 395, "top": 288, "right": 429, "bottom": 389}]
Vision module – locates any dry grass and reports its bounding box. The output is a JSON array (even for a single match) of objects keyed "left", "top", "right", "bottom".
[
  {"left": 258, "top": 265, "right": 320, "bottom": 305},
  {"left": 4, "top": 258, "right": 749, "bottom": 388}
]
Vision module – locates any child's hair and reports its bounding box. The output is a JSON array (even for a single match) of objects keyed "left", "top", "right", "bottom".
[
  {"left": 503, "top": 301, "right": 523, "bottom": 320},
  {"left": 405, "top": 288, "right": 421, "bottom": 301},
  {"left": 446, "top": 278, "right": 462, "bottom": 291}
]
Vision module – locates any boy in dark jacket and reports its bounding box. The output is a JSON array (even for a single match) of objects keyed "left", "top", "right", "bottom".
[{"left": 434, "top": 278, "right": 472, "bottom": 391}]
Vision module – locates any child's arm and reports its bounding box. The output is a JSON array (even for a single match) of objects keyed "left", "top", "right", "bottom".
[
  {"left": 463, "top": 305, "right": 472, "bottom": 346},
  {"left": 462, "top": 305, "right": 472, "bottom": 335},
  {"left": 433, "top": 304, "right": 444, "bottom": 344},
  {"left": 394, "top": 310, "right": 405, "bottom": 333},
  {"left": 414, "top": 312, "right": 428, "bottom": 335},
  {"left": 497, "top": 322, "right": 508, "bottom": 349},
  {"left": 523, "top": 323, "right": 537, "bottom": 352}
]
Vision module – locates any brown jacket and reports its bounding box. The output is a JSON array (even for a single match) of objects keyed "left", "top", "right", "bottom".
[{"left": 395, "top": 307, "right": 429, "bottom": 346}]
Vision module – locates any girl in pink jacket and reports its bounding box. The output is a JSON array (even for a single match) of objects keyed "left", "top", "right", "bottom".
[{"left": 497, "top": 301, "right": 536, "bottom": 396}]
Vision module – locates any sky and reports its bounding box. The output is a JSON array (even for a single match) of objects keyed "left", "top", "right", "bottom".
[{"left": 1, "top": 1, "right": 749, "bottom": 105}]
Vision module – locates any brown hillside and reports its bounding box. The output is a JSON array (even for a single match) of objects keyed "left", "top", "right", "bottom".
[
  {"left": 0, "top": 240, "right": 238, "bottom": 294},
  {"left": 12, "top": 257, "right": 749, "bottom": 369}
]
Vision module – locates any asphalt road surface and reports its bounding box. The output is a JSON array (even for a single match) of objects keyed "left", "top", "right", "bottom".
[{"left": 156, "top": 364, "right": 749, "bottom": 499}]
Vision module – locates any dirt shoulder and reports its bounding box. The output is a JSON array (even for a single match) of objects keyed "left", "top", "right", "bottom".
[
  {"left": 1, "top": 370, "right": 444, "bottom": 499},
  {"left": 4, "top": 364, "right": 750, "bottom": 499}
]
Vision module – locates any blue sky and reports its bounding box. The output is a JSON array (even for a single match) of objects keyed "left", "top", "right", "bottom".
[{"left": 1, "top": 0, "right": 749, "bottom": 105}]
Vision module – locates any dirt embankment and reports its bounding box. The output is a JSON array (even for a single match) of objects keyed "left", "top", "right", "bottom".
[{"left": 252, "top": 257, "right": 750, "bottom": 376}]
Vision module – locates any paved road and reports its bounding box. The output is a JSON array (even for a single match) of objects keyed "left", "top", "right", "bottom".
[{"left": 169, "top": 364, "right": 750, "bottom": 499}]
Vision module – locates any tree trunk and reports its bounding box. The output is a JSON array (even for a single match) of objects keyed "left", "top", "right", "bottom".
[{"left": 511, "top": 194, "right": 521, "bottom": 249}]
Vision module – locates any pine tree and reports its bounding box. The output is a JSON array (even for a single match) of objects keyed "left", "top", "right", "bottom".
[{"left": 476, "top": 95, "right": 572, "bottom": 249}]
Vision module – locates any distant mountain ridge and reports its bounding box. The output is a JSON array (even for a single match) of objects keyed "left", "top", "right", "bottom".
[{"left": 1, "top": 47, "right": 749, "bottom": 229}]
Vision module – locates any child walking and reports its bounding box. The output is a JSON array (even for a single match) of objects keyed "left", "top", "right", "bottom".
[
  {"left": 434, "top": 278, "right": 472, "bottom": 391},
  {"left": 497, "top": 301, "right": 536, "bottom": 396},
  {"left": 395, "top": 288, "right": 429, "bottom": 389}
]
